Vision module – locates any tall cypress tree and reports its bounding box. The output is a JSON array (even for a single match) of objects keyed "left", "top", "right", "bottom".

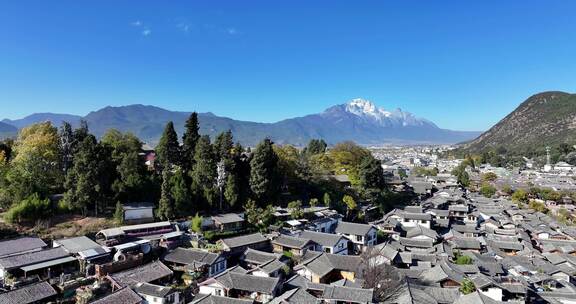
[
  {"left": 171, "top": 168, "right": 192, "bottom": 215},
  {"left": 214, "top": 130, "right": 234, "bottom": 161},
  {"left": 156, "top": 121, "right": 181, "bottom": 169},
  {"left": 249, "top": 138, "right": 280, "bottom": 205},
  {"left": 182, "top": 113, "right": 200, "bottom": 172},
  {"left": 191, "top": 135, "right": 217, "bottom": 208},
  {"left": 157, "top": 169, "right": 175, "bottom": 220}
]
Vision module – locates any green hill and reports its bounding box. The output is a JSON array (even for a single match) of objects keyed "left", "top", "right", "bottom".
[{"left": 462, "top": 91, "right": 576, "bottom": 161}]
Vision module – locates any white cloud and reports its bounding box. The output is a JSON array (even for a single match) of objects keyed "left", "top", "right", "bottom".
[
  {"left": 131, "top": 20, "right": 142, "bottom": 27},
  {"left": 177, "top": 22, "right": 191, "bottom": 33},
  {"left": 141, "top": 29, "right": 151, "bottom": 36},
  {"left": 226, "top": 27, "right": 238, "bottom": 35}
]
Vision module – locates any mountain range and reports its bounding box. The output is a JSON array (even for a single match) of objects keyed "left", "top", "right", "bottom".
[
  {"left": 462, "top": 91, "right": 576, "bottom": 154},
  {"left": 1, "top": 99, "right": 481, "bottom": 146}
]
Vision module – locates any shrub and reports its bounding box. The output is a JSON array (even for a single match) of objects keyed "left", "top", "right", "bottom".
[{"left": 4, "top": 193, "right": 51, "bottom": 224}]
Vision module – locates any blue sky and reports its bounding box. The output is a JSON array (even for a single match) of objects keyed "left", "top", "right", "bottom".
[{"left": 1, "top": 1, "right": 575, "bottom": 131}]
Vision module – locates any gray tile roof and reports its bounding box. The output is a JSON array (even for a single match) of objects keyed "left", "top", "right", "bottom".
[
  {"left": 300, "top": 230, "right": 345, "bottom": 248},
  {"left": 110, "top": 260, "right": 172, "bottom": 287},
  {"left": 0, "top": 247, "right": 69, "bottom": 270},
  {"left": 0, "top": 281, "right": 56, "bottom": 304},
  {"left": 272, "top": 234, "right": 314, "bottom": 249},
  {"left": 335, "top": 221, "right": 375, "bottom": 236},
  {"left": 295, "top": 252, "right": 361, "bottom": 278},
  {"left": 54, "top": 236, "right": 101, "bottom": 254},
  {"left": 212, "top": 213, "right": 245, "bottom": 224},
  {"left": 322, "top": 285, "right": 374, "bottom": 303},
  {"left": 212, "top": 270, "right": 280, "bottom": 294},
  {"left": 191, "top": 294, "right": 254, "bottom": 304},
  {"left": 220, "top": 233, "right": 269, "bottom": 249},
  {"left": 269, "top": 288, "right": 319, "bottom": 304},
  {"left": 134, "top": 282, "right": 173, "bottom": 297},
  {"left": 0, "top": 237, "right": 46, "bottom": 258},
  {"left": 241, "top": 248, "right": 279, "bottom": 265},
  {"left": 91, "top": 287, "right": 143, "bottom": 304},
  {"left": 164, "top": 247, "right": 221, "bottom": 266}
]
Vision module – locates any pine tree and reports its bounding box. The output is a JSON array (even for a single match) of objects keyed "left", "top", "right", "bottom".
[
  {"left": 156, "top": 121, "right": 181, "bottom": 170},
  {"left": 157, "top": 169, "right": 175, "bottom": 220},
  {"left": 63, "top": 135, "right": 112, "bottom": 216},
  {"left": 249, "top": 138, "right": 280, "bottom": 205},
  {"left": 214, "top": 130, "right": 234, "bottom": 161},
  {"left": 224, "top": 174, "right": 239, "bottom": 209},
  {"left": 171, "top": 168, "right": 192, "bottom": 215},
  {"left": 182, "top": 112, "right": 200, "bottom": 172},
  {"left": 359, "top": 155, "right": 386, "bottom": 200},
  {"left": 191, "top": 135, "right": 217, "bottom": 208}
]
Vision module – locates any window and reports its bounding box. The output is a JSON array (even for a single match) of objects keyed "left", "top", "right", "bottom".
[
  {"left": 357, "top": 235, "right": 363, "bottom": 242},
  {"left": 216, "top": 289, "right": 222, "bottom": 296},
  {"left": 325, "top": 247, "right": 331, "bottom": 253},
  {"left": 339, "top": 243, "right": 344, "bottom": 249}
]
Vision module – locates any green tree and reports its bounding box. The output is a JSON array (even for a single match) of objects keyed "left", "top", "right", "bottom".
[
  {"left": 8, "top": 122, "right": 62, "bottom": 201},
  {"left": 288, "top": 200, "right": 303, "bottom": 219},
  {"left": 191, "top": 135, "right": 217, "bottom": 208},
  {"left": 480, "top": 183, "right": 497, "bottom": 198},
  {"left": 114, "top": 201, "right": 124, "bottom": 225},
  {"left": 460, "top": 279, "right": 476, "bottom": 295},
  {"left": 511, "top": 189, "right": 529, "bottom": 203},
  {"left": 457, "top": 170, "right": 470, "bottom": 187},
  {"left": 244, "top": 199, "right": 274, "bottom": 232},
  {"left": 4, "top": 193, "right": 52, "bottom": 224},
  {"left": 305, "top": 139, "right": 327, "bottom": 155},
  {"left": 481, "top": 172, "right": 498, "bottom": 182},
  {"left": 171, "top": 168, "right": 192, "bottom": 215},
  {"left": 310, "top": 198, "right": 319, "bottom": 207},
  {"left": 190, "top": 213, "right": 203, "bottom": 233},
  {"left": 323, "top": 192, "right": 332, "bottom": 208},
  {"left": 214, "top": 130, "right": 234, "bottom": 161},
  {"left": 358, "top": 155, "right": 386, "bottom": 200},
  {"left": 343, "top": 195, "right": 357, "bottom": 219},
  {"left": 62, "top": 135, "right": 112, "bottom": 216},
  {"left": 101, "top": 130, "right": 149, "bottom": 203},
  {"left": 182, "top": 112, "right": 200, "bottom": 172},
  {"left": 224, "top": 173, "right": 239, "bottom": 209},
  {"left": 249, "top": 138, "right": 280, "bottom": 205},
  {"left": 156, "top": 121, "right": 181, "bottom": 169},
  {"left": 157, "top": 169, "right": 175, "bottom": 220}
]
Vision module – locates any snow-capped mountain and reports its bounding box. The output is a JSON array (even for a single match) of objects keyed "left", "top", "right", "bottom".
[{"left": 340, "top": 98, "right": 436, "bottom": 128}]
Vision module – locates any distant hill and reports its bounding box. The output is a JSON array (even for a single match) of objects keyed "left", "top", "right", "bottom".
[
  {"left": 0, "top": 122, "right": 17, "bottom": 139},
  {"left": 463, "top": 91, "right": 576, "bottom": 154},
  {"left": 2, "top": 99, "right": 481, "bottom": 146},
  {"left": 2, "top": 113, "right": 83, "bottom": 129}
]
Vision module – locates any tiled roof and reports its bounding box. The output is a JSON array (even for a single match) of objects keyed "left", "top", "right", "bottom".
[
  {"left": 0, "top": 281, "right": 56, "bottom": 304},
  {"left": 110, "top": 261, "right": 172, "bottom": 287},
  {"left": 0, "top": 237, "right": 46, "bottom": 258}
]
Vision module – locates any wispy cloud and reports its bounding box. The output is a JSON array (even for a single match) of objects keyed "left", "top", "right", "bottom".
[
  {"left": 176, "top": 22, "right": 192, "bottom": 33},
  {"left": 131, "top": 20, "right": 151, "bottom": 37},
  {"left": 226, "top": 27, "right": 238, "bottom": 35}
]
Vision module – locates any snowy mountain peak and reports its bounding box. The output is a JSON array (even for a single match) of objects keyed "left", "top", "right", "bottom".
[
  {"left": 337, "top": 98, "right": 436, "bottom": 128},
  {"left": 345, "top": 98, "right": 392, "bottom": 118}
]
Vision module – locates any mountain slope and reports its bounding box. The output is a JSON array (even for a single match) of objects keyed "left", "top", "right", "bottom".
[
  {"left": 0, "top": 122, "right": 17, "bottom": 139},
  {"left": 2, "top": 99, "right": 481, "bottom": 146},
  {"left": 2, "top": 113, "right": 83, "bottom": 128},
  {"left": 464, "top": 91, "right": 576, "bottom": 153}
]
